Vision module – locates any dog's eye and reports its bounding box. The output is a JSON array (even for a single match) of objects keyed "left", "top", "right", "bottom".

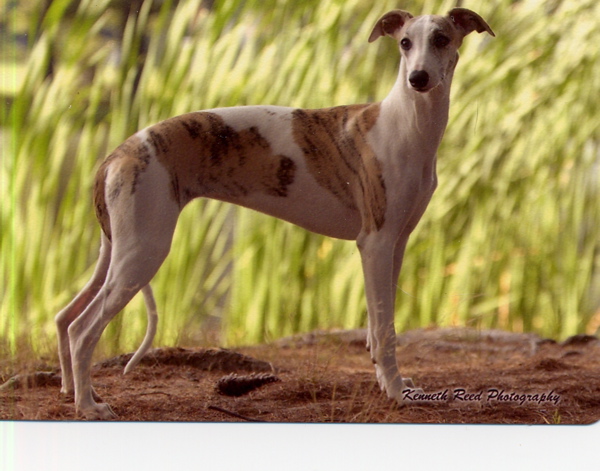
[
  {"left": 433, "top": 35, "right": 450, "bottom": 48},
  {"left": 400, "top": 38, "right": 412, "bottom": 50}
]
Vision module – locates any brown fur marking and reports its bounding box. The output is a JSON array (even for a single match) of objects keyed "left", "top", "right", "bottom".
[
  {"left": 291, "top": 104, "right": 386, "bottom": 232},
  {"left": 93, "top": 166, "right": 111, "bottom": 240},
  {"left": 94, "top": 112, "right": 298, "bottom": 239},
  {"left": 94, "top": 138, "right": 152, "bottom": 240},
  {"left": 148, "top": 112, "right": 297, "bottom": 205}
]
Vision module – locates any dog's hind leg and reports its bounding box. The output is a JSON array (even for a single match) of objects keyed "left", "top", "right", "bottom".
[
  {"left": 68, "top": 217, "right": 177, "bottom": 419},
  {"left": 55, "top": 234, "right": 112, "bottom": 396},
  {"left": 69, "top": 160, "right": 180, "bottom": 419}
]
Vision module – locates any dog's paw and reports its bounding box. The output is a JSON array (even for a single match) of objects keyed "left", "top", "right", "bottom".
[
  {"left": 374, "top": 364, "right": 406, "bottom": 398},
  {"left": 374, "top": 366, "right": 423, "bottom": 403},
  {"left": 78, "top": 402, "right": 117, "bottom": 420}
]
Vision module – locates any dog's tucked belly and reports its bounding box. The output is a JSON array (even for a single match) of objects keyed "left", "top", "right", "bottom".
[{"left": 211, "top": 173, "right": 363, "bottom": 240}]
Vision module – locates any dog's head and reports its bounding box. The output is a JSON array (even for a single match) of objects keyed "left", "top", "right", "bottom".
[{"left": 369, "top": 8, "right": 495, "bottom": 93}]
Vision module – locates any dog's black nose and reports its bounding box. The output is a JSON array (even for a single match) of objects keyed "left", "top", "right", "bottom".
[{"left": 409, "top": 70, "right": 429, "bottom": 90}]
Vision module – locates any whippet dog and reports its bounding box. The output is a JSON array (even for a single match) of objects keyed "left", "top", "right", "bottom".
[{"left": 55, "top": 8, "right": 494, "bottom": 419}]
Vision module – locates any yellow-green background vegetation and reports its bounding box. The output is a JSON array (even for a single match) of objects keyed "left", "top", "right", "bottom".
[{"left": 1, "top": 0, "right": 599, "bottom": 360}]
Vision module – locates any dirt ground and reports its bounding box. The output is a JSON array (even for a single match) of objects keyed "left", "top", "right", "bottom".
[{"left": 1, "top": 327, "right": 599, "bottom": 424}]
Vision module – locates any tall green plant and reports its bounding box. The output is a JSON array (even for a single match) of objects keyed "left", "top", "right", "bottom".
[{"left": 2, "top": 0, "right": 599, "bottom": 361}]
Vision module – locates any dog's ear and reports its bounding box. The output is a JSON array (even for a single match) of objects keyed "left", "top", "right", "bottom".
[
  {"left": 447, "top": 8, "right": 495, "bottom": 37},
  {"left": 368, "top": 10, "right": 414, "bottom": 43}
]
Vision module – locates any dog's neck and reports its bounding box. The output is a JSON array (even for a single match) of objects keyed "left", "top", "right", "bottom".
[{"left": 381, "top": 59, "right": 453, "bottom": 154}]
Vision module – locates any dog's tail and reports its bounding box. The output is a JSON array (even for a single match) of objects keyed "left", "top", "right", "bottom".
[{"left": 124, "top": 284, "right": 158, "bottom": 374}]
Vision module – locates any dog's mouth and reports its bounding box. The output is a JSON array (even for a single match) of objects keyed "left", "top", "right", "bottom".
[
  {"left": 410, "top": 82, "right": 437, "bottom": 93},
  {"left": 412, "top": 85, "right": 432, "bottom": 93}
]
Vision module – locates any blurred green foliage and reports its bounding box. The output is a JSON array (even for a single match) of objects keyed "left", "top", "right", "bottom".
[{"left": 1, "top": 0, "right": 598, "bottom": 359}]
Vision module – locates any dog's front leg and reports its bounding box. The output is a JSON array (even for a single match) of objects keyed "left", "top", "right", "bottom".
[{"left": 358, "top": 230, "right": 409, "bottom": 402}]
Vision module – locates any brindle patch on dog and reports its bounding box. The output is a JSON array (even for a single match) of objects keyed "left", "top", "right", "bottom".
[
  {"left": 291, "top": 104, "right": 386, "bottom": 232},
  {"left": 95, "top": 112, "right": 298, "bottom": 236},
  {"left": 151, "top": 112, "right": 297, "bottom": 204},
  {"left": 94, "top": 138, "right": 153, "bottom": 240},
  {"left": 94, "top": 169, "right": 111, "bottom": 239}
]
